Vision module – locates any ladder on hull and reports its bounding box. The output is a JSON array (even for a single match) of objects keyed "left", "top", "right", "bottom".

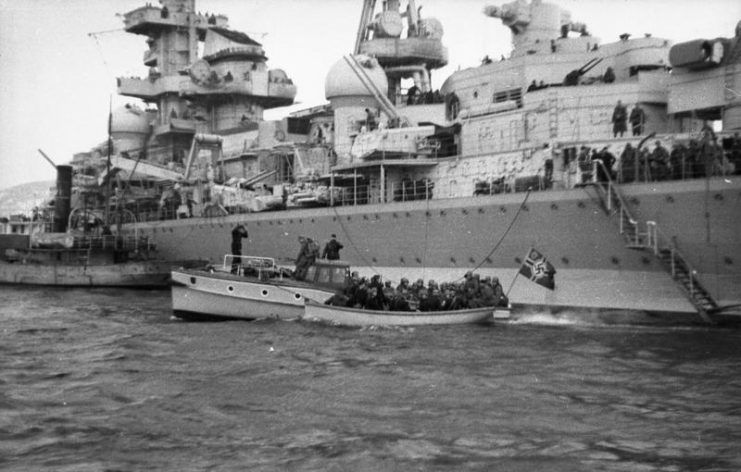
[{"left": 586, "top": 161, "right": 719, "bottom": 323}]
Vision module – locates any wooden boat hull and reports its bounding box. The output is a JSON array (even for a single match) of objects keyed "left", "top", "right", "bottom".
[
  {"left": 171, "top": 268, "right": 337, "bottom": 321},
  {"left": 303, "top": 299, "right": 510, "bottom": 327},
  {"left": 0, "top": 259, "right": 174, "bottom": 287}
]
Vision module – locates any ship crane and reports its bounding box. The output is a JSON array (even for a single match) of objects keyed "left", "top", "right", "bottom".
[{"left": 354, "top": 0, "right": 377, "bottom": 55}]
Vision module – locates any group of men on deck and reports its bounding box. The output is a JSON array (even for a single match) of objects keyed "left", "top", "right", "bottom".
[{"left": 612, "top": 100, "right": 646, "bottom": 137}]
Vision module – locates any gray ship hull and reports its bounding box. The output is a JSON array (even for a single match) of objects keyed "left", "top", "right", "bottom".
[{"left": 123, "top": 177, "right": 741, "bottom": 319}]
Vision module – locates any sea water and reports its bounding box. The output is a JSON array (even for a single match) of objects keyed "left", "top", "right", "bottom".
[{"left": 1, "top": 286, "right": 740, "bottom": 472}]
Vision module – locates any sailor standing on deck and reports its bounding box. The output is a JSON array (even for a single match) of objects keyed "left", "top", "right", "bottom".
[
  {"left": 629, "top": 103, "right": 646, "bottom": 136},
  {"left": 230, "top": 225, "right": 248, "bottom": 274},
  {"left": 612, "top": 100, "right": 628, "bottom": 138},
  {"left": 322, "top": 234, "right": 343, "bottom": 260}
]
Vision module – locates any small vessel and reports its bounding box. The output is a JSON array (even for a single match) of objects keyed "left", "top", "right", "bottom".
[
  {"left": 171, "top": 257, "right": 349, "bottom": 321},
  {"left": 0, "top": 165, "right": 197, "bottom": 287},
  {"left": 303, "top": 299, "right": 510, "bottom": 327},
  {"left": 0, "top": 233, "right": 179, "bottom": 288}
]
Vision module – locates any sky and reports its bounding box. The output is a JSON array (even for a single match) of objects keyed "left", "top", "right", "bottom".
[{"left": 0, "top": 0, "right": 739, "bottom": 190}]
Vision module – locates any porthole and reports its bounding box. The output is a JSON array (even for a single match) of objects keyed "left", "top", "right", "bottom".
[
  {"left": 190, "top": 277, "right": 196, "bottom": 284},
  {"left": 261, "top": 289, "right": 269, "bottom": 297},
  {"left": 228, "top": 286, "right": 234, "bottom": 292},
  {"left": 293, "top": 293, "right": 302, "bottom": 300}
]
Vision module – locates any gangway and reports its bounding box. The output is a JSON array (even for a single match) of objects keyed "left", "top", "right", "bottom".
[{"left": 587, "top": 160, "right": 719, "bottom": 323}]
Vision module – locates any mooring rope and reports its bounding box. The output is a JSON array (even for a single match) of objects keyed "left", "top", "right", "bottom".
[
  {"left": 421, "top": 190, "right": 432, "bottom": 281},
  {"left": 468, "top": 188, "right": 532, "bottom": 278},
  {"left": 332, "top": 205, "right": 381, "bottom": 277}
]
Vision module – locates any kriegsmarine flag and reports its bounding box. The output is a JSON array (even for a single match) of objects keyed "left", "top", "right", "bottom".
[{"left": 519, "top": 248, "right": 556, "bottom": 290}]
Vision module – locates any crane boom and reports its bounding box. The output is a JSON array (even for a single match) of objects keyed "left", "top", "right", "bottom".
[{"left": 354, "top": 0, "right": 377, "bottom": 55}]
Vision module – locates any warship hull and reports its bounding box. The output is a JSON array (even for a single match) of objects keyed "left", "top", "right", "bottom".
[{"left": 122, "top": 176, "right": 741, "bottom": 320}]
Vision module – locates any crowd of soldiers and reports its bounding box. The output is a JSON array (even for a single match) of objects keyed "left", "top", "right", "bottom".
[
  {"left": 326, "top": 271, "right": 509, "bottom": 312},
  {"left": 574, "top": 130, "right": 740, "bottom": 184},
  {"left": 618, "top": 135, "right": 740, "bottom": 183}
]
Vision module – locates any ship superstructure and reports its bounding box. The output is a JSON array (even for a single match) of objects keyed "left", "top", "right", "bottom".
[{"left": 54, "top": 0, "right": 740, "bottom": 321}]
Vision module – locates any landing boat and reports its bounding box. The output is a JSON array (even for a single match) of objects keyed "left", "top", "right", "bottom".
[
  {"left": 171, "top": 257, "right": 349, "bottom": 321},
  {"left": 303, "top": 299, "right": 510, "bottom": 327}
]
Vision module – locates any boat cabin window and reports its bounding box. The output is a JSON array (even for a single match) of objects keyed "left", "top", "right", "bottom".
[
  {"left": 316, "top": 267, "right": 331, "bottom": 284},
  {"left": 307, "top": 264, "right": 349, "bottom": 288}
]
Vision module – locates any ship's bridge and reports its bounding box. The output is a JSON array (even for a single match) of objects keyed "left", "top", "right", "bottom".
[
  {"left": 118, "top": 68, "right": 296, "bottom": 107},
  {"left": 123, "top": 5, "right": 226, "bottom": 38}
]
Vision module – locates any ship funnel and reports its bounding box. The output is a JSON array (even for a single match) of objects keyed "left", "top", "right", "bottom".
[{"left": 53, "top": 165, "right": 73, "bottom": 233}]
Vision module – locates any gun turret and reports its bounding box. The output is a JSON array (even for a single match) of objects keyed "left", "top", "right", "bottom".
[{"left": 563, "top": 57, "right": 603, "bottom": 85}]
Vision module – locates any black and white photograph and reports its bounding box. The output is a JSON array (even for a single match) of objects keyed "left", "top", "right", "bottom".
[{"left": 1, "top": 0, "right": 740, "bottom": 470}]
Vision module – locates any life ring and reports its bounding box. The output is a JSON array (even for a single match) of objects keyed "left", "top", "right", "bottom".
[{"left": 274, "top": 129, "right": 286, "bottom": 141}]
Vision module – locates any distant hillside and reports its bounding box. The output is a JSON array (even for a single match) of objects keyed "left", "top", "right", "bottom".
[{"left": 0, "top": 181, "right": 55, "bottom": 216}]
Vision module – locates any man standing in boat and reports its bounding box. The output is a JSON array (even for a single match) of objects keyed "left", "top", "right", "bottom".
[
  {"left": 322, "top": 234, "right": 343, "bottom": 260},
  {"left": 294, "top": 236, "right": 319, "bottom": 280},
  {"left": 230, "top": 225, "right": 248, "bottom": 274}
]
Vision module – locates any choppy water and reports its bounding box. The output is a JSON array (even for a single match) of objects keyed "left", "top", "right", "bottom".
[{"left": 1, "top": 287, "right": 740, "bottom": 472}]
